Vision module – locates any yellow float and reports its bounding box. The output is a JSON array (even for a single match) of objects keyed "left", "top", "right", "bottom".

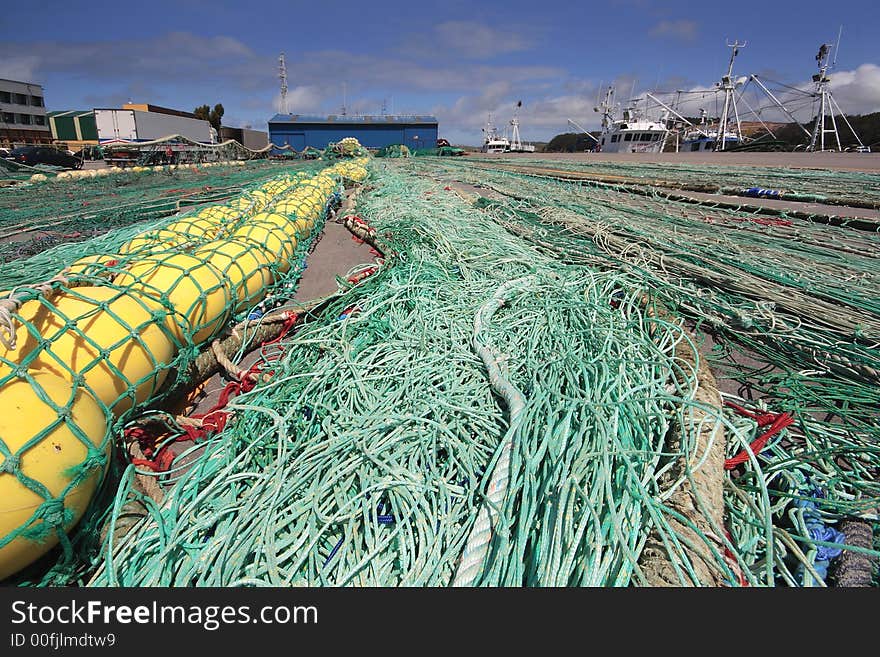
[
  {"left": 0, "top": 157, "right": 366, "bottom": 580},
  {"left": 232, "top": 218, "right": 298, "bottom": 274},
  {"left": 197, "top": 205, "right": 239, "bottom": 224},
  {"left": 192, "top": 239, "right": 274, "bottom": 313},
  {"left": 0, "top": 287, "right": 176, "bottom": 413},
  {"left": 162, "top": 216, "right": 220, "bottom": 241},
  {"left": 66, "top": 254, "right": 121, "bottom": 278},
  {"left": 114, "top": 253, "right": 232, "bottom": 345},
  {"left": 118, "top": 229, "right": 188, "bottom": 256},
  {"left": 0, "top": 371, "right": 108, "bottom": 582}
]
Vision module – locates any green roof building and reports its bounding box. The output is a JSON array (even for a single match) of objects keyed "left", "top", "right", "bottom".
[{"left": 47, "top": 110, "right": 98, "bottom": 143}]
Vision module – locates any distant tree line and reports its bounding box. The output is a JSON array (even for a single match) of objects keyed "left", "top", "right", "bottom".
[
  {"left": 762, "top": 112, "right": 880, "bottom": 150},
  {"left": 544, "top": 132, "right": 602, "bottom": 152},
  {"left": 193, "top": 103, "right": 225, "bottom": 133}
]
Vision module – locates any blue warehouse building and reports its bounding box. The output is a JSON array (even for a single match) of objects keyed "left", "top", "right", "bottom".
[{"left": 267, "top": 114, "right": 439, "bottom": 153}]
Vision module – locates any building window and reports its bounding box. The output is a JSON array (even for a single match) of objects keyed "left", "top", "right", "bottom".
[
  {"left": 0, "top": 91, "right": 10, "bottom": 103},
  {"left": 2, "top": 112, "right": 15, "bottom": 123},
  {"left": 14, "top": 93, "right": 28, "bottom": 105},
  {"left": 34, "top": 115, "right": 45, "bottom": 126},
  {"left": 623, "top": 133, "right": 633, "bottom": 142},
  {"left": 18, "top": 114, "right": 31, "bottom": 125},
  {"left": 30, "top": 96, "right": 43, "bottom": 107}
]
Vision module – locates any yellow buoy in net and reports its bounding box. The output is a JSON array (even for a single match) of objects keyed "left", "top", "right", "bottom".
[
  {"left": 67, "top": 254, "right": 121, "bottom": 279},
  {"left": 291, "top": 218, "right": 312, "bottom": 238},
  {"left": 0, "top": 371, "right": 109, "bottom": 582},
  {"left": 193, "top": 239, "right": 274, "bottom": 313},
  {"left": 250, "top": 212, "right": 298, "bottom": 238},
  {"left": 114, "top": 253, "right": 232, "bottom": 345},
  {"left": 1, "top": 287, "right": 176, "bottom": 414},
  {"left": 118, "top": 229, "right": 188, "bottom": 256},
  {"left": 227, "top": 196, "right": 258, "bottom": 214},
  {"left": 163, "top": 217, "right": 220, "bottom": 241},
  {"left": 197, "top": 205, "right": 239, "bottom": 224},
  {"left": 270, "top": 207, "right": 313, "bottom": 239},
  {"left": 232, "top": 219, "right": 298, "bottom": 273}
]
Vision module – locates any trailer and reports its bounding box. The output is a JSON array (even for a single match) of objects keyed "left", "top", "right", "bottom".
[
  {"left": 95, "top": 109, "right": 212, "bottom": 144},
  {"left": 95, "top": 108, "right": 215, "bottom": 166}
]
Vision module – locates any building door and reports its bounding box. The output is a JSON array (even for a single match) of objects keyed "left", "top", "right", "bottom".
[
  {"left": 290, "top": 132, "right": 306, "bottom": 151},
  {"left": 404, "top": 128, "right": 423, "bottom": 152}
]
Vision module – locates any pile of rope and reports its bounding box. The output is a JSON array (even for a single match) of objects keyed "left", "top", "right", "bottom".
[{"left": 416, "top": 158, "right": 878, "bottom": 586}]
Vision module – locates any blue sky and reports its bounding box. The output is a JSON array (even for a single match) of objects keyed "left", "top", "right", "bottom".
[{"left": 2, "top": 0, "right": 878, "bottom": 144}]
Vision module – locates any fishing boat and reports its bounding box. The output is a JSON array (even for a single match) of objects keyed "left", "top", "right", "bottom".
[
  {"left": 481, "top": 114, "right": 510, "bottom": 153},
  {"left": 680, "top": 110, "right": 741, "bottom": 151},
  {"left": 481, "top": 102, "right": 536, "bottom": 153},
  {"left": 593, "top": 86, "right": 668, "bottom": 153}
]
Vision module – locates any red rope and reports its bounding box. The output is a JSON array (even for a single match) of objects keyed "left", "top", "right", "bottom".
[
  {"left": 125, "top": 311, "right": 300, "bottom": 472},
  {"left": 723, "top": 400, "right": 795, "bottom": 469},
  {"left": 702, "top": 215, "right": 793, "bottom": 228},
  {"left": 723, "top": 529, "right": 749, "bottom": 587}
]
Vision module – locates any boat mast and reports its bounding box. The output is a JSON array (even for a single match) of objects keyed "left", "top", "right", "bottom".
[
  {"left": 594, "top": 86, "right": 616, "bottom": 131},
  {"left": 510, "top": 101, "right": 523, "bottom": 150},
  {"left": 645, "top": 92, "right": 709, "bottom": 137},
  {"left": 806, "top": 32, "right": 864, "bottom": 152},
  {"left": 715, "top": 40, "right": 746, "bottom": 151},
  {"left": 809, "top": 42, "right": 838, "bottom": 151}
]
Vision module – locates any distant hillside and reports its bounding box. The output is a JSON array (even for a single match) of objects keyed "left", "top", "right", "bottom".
[
  {"left": 544, "top": 132, "right": 602, "bottom": 152},
  {"left": 765, "top": 111, "right": 880, "bottom": 150}
]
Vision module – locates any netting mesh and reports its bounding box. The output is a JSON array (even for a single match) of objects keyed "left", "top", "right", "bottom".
[{"left": 0, "top": 160, "right": 329, "bottom": 267}]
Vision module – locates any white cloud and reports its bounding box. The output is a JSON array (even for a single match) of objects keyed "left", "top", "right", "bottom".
[
  {"left": 649, "top": 20, "right": 698, "bottom": 42},
  {"left": 830, "top": 63, "right": 880, "bottom": 114},
  {"left": 0, "top": 32, "right": 258, "bottom": 85},
  {"left": 273, "top": 86, "right": 325, "bottom": 114},
  {"left": 432, "top": 21, "right": 533, "bottom": 58},
  {"left": 0, "top": 55, "right": 41, "bottom": 83}
]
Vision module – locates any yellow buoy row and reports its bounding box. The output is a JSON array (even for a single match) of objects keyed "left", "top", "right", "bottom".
[
  {"left": 34, "top": 160, "right": 248, "bottom": 185},
  {"left": 0, "top": 155, "right": 369, "bottom": 580}
]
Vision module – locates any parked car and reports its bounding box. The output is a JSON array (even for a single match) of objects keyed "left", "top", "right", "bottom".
[{"left": 8, "top": 145, "right": 83, "bottom": 169}]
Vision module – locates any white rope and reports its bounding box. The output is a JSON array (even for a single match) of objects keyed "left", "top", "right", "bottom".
[{"left": 452, "top": 276, "right": 533, "bottom": 587}]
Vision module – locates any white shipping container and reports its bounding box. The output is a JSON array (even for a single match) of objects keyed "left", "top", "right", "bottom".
[
  {"left": 95, "top": 109, "right": 212, "bottom": 143},
  {"left": 95, "top": 109, "right": 137, "bottom": 142},
  {"left": 133, "top": 110, "right": 212, "bottom": 143}
]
